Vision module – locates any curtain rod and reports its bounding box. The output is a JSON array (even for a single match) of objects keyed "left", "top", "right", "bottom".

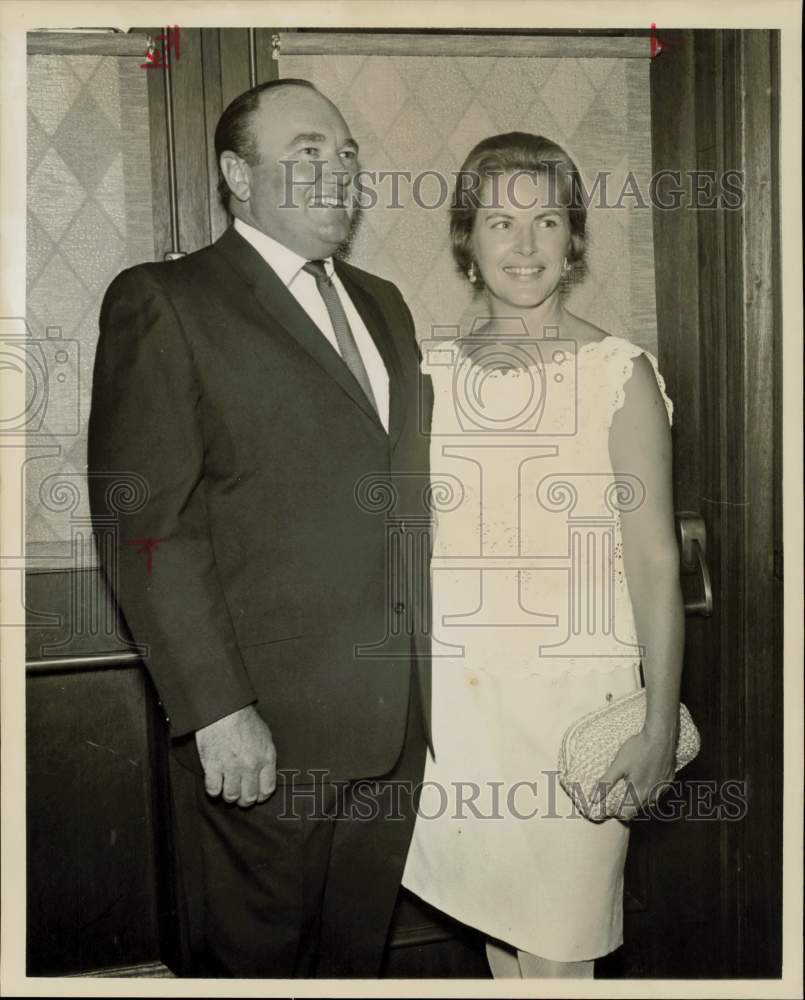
[{"left": 273, "top": 32, "right": 651, "bottom": 60}]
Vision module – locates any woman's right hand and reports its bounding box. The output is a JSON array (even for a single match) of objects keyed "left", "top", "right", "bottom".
[{"left": 592, "top": 724, "right": 677, "bottom": 819}]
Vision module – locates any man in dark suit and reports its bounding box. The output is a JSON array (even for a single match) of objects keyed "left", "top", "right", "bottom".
[{"left": 88, "top": 78, "right": 432, "bottom": 978}]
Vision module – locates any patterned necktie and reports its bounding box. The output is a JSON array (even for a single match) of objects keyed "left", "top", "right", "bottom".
[{"left": 302, "top": 260, "right": 379, "bottom": 417}]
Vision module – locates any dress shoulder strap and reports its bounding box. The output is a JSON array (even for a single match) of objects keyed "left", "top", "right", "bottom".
[{"left": 597, "top": 336, "right": 674, "bottom": 428}]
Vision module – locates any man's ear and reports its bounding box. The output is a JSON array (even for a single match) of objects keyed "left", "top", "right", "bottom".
[{"left": 220, "top": 151, "right": 251, "bottom": 203}]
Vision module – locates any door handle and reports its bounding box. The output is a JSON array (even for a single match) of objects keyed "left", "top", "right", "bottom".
[{"left": 675, "top": 512, "right": 714, "bottom": 617}]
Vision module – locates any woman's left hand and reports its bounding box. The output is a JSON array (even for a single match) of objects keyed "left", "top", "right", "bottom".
[{"left": 592, "top": 727, "right": 678, "bottom": 820}]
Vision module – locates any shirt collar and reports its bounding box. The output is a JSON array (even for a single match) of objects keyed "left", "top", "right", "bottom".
[{"left": 233, "top": 218, "right": 334, "bottom": 287}]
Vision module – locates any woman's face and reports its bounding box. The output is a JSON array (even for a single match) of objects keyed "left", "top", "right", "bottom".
[{"left": 470, "top": 170, "right": 572, "bottom": 311}]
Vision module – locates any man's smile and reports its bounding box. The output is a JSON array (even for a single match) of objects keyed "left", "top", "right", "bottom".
[{"left": 308, "top": 194, "right": 347, "bottom": 208}]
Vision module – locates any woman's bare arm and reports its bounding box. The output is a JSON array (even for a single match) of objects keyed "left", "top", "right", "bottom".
[{"left": 595, "top": 353, "right": 686, "bottom": 817}]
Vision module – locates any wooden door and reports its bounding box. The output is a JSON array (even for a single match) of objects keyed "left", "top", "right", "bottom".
[{"left": 614, "top": 29, "right": 782, "bottom": 979}]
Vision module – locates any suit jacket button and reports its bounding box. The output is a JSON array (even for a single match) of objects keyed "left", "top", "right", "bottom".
[{"left": 393, "top": 602, "right": 405, "bottom": 614}]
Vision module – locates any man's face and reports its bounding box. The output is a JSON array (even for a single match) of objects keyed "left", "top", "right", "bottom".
[{"left": 244, "top": 87, "right": 359, "bottom": 259}]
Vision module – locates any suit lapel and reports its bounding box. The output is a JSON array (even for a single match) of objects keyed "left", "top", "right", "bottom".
[
  {"left": 213, "top": 227, "right": 385, "bottom": 434},
  {"left": 335, "top": 260, "right": 407, "bottom": 450}
]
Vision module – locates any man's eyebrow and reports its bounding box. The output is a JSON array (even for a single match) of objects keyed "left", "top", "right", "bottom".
[
  {"left": 288, "top": 132, "right": 360, "bottom": 153},
  {"left": 288, "top": 132, "right": 327, "bottom": 146},
  {"left": 286, "top": 133, "right": 359, "bottom": 152}
]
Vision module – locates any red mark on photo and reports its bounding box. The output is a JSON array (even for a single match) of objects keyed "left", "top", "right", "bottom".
[
  {"left": 141, "top": 26, "right": 181, "bottom": 70},
  {"left": 124, "top": 537, "right": 168, "bottom": 575},
  {"left": 650, "top": 23, "right": 685, "bottom": 59}
]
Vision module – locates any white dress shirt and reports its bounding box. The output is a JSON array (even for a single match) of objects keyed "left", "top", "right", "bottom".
[{"left": 234, "top": 218, "right": 390, "bottom": 432}]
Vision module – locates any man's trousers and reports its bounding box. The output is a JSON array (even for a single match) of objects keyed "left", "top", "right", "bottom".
[{"left": 167, "top": 677, "right": 427, "bottom": 978}]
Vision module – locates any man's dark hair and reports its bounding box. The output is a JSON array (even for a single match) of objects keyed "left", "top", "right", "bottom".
[{"left": 214, "top": 78, "right": 319, "bottom": 210}]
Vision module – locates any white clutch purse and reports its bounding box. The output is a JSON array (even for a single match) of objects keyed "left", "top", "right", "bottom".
[{"left": 557, "top": 689, "right": 701, "bottom": 822}]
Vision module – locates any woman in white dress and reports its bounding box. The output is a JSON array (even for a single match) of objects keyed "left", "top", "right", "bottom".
[{"left": 402, "top": 133, "right": 686, "bottom": 978}]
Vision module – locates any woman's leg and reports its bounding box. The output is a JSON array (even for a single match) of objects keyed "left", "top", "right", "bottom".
[
  {"left": 484, "top": 939, "right": 521, "bottom": 978},
  {"left": 486, "top": 939, "right": 595, "bottom": 979},
  {"left": 516, "top": 949, "right": 595, "bottom": 978}
]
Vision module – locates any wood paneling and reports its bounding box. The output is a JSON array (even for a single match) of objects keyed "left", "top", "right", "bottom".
[
  {"left": 383, "top": 891, "right": 489, "bottom": 977},
  {"left": 219, "top": 29, "right": 252, "bottom": 107},
  {"left": 199, "top": 29, "right": 227, "bottom": 244},
  {"left": 142, "top": 26, "right": 213, "bottom": 256},
  {"left": 169, "top": 28, "right": 212, "bottom": 253},
  {"left": 617, "top": 31, "right": 723, "bottom": 977},
  {"left": 26, "top": 570, "right": 179, "bottom": 977},
  {"left": 691, "top": 45, "right": 736, "bottom": 973},
  {"left": 650, "top": 31, "right": 701, "bottom": 510},
  {"left": 27, "top": 666, "right": 162, "bottom": 975},
  {"left": 254, "top": 28, "right": 281, "bottom": 85},
  {"left": 141, "top": 27, "right": 281, "bottom": 255},
  {"left": 26, "top": 569, "right": 133, "bottom": 662},
  {"left": 144, "top": 37, "right": 172, "bottom": 260},
  {"left": 626, "top": 29, "right": 782, "bottom": 979},
  {"left": 614, "top": 29, "right": 782, "bottom": 980},
  {"left": 732, "top": 29, "right": 782, "bottom": 977}
]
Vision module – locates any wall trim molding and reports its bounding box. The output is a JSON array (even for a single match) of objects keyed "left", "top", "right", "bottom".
[
  {"left": 69, "top": 960, "right": 175, "bottom": 978},
  {"left": 275, "top": 31, "right": 651, "bottom": 60},
  {"left": 27, "top": 31, "right": 151, "bottom": 56}
]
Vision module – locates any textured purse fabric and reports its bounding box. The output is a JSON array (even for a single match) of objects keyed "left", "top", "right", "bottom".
[{"left": 558, "top": 689, "right": 701, "bottom": 822}]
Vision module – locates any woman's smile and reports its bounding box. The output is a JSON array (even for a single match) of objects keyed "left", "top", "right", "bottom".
[{"left": 501, "top": 264, "right": 546, "bottom": 279}]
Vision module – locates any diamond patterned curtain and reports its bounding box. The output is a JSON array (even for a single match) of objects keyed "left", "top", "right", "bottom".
[
  {"left": 26, "top": 52, "right": 154, "bottom": 556},
  {"left": 279, "top": 52, "right": 657, "bottom": 353}
]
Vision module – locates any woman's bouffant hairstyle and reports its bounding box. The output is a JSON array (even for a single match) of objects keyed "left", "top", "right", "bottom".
[{"left": 450, "top": 132, "right": 587, "bottom": 290}]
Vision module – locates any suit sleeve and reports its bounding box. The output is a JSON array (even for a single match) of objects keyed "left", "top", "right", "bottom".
[
  {"left": 390, "top": 282, "right": 433, "bottom": 479},
  {"left": 385, "top": 282, "right": 434, "bottom": 660},
  {"left": 88, "top": 267, "right": 257, "bottom": 737}
]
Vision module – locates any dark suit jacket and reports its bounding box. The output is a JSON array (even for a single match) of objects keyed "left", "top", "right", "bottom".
[{"left": 88, "top": 226, "right": 433, "bottom": 782}]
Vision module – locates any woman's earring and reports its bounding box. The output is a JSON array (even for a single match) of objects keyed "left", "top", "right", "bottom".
[
  {"left": 562, "top": 257, "right": 572, "bottom": 274},
  {"left": 468, "top": 262, "right": 477, "bottom": 284}
]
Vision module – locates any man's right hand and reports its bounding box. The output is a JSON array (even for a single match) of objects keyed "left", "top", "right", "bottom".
[{"left": 195, "top": 704, "right": 277, "bottom": 807}]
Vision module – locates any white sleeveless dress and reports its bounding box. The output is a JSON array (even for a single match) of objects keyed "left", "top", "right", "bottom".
[{"left": 402, "top": 334, "right": 674, "bottom": 962}]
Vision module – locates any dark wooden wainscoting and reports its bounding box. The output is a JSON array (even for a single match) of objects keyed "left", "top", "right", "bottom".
[{"left": 26, "top": 568, "right": 178, "bottom": 977}]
